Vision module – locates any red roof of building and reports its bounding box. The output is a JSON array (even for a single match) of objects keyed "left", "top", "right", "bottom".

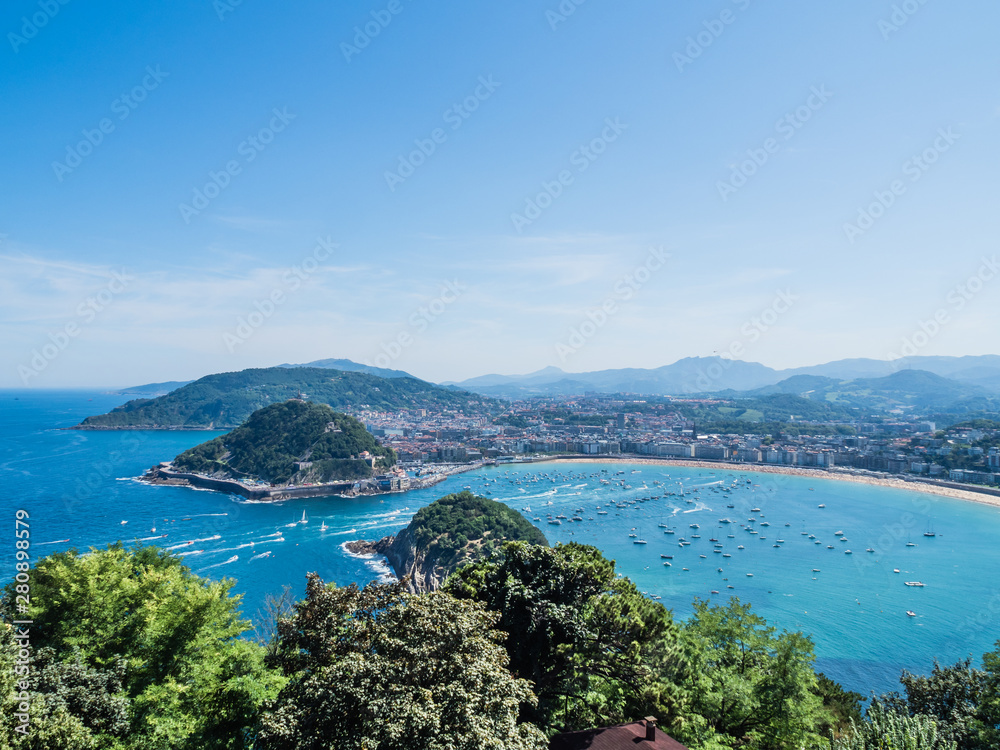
[{"left": 550, "top": 720, "right": 688, "bottom": 750}]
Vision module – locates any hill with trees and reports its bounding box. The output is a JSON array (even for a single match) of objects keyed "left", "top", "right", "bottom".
[
  {"left": 371, "top": 491, "right": 547, "bottom": 593},
  {"left": 172, "top": 400, "right": 395, "bottom": 484},
  {"left": 75, "top": 367, "right": 494, "bottom": 429}
]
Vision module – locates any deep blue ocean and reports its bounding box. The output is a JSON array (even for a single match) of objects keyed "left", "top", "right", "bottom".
[{"left": 3, "top": 389, "right": 1000, "bottom": 698}]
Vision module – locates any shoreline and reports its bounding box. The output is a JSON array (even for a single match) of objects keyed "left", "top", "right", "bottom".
[
  {"left": 536, "top": 455, "right": 1000, "bottom": 510},
  {"left": 138, "top": 460, "right": 486, "bottom": 503}
]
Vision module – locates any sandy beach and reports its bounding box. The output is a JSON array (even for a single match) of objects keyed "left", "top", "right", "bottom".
[{"left": 538, "top": 456, "right": 1000, "bottom": 510}]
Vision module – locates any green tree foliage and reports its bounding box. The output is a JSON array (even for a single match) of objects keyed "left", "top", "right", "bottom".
[
  {"left": 443, "top": 541, "right": 691, "bottom": 735},
  {"left": 874, "top": 656, "right": 1000, "bottom": 750},
  {"left": 814, "top": 672, "right": 866, "bottom": 740},
  {"left": 257, "top": 573, "right": 546, "bottom": 750},
  {"left": 77, "top": 367, "right": 492, "bottom": 428},
  {"left": 979, "top": 643, "right": 1000, "bottom": 747},
  {"left": 833, "top": 702, "right": 956, "bottom": 750},
  {"left": 679, "top": 597, "right": 829, "bottom": 749},
  {"left": 173, "top": 400, "right": 395, "bottom": 484},
  {"left": 896, "top": 660, "right": 988, "bottom": 749},
  {"left": 407, "top": 491, "right": 547, "bottom": 567},
  {"left": 0, "top": 545, "right": 284, "bottom": 749}
]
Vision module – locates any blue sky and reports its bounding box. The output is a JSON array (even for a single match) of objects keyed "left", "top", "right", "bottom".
[{"left": 2, "top": 0, "right": 999, "bottom": 387}]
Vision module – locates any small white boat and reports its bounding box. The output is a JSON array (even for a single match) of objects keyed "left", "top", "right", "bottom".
[{"left": 904, "top": 581, "right": 925, "bottom": 587}]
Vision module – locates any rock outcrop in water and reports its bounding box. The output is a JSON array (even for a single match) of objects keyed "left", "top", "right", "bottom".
[{"left": 355, "top": 490, "right": 548, "bottom": 594}]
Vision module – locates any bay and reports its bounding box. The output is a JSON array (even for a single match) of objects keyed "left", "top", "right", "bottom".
[{"left": 3, "top": 389, "right": 998, "bottom": 698}]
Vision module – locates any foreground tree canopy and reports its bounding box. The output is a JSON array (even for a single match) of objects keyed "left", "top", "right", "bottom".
[
  {"left": 3, "top": 533, "right": 1000, "bottom": 749},
  {"left": 1, "top": 544, "right": 283, "bottom": 749},
  {"left": 257, "top": 573, "right": 546, "bottom": 750},
  {"left": 444, "top": 540, "right": 690, "bottom": 733}
]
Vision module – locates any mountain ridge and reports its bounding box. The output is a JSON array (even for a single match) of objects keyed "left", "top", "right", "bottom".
[
  {"left": 76, "top": 367, "right": 492, "bottom": 429},
  {"left": 451, "top": 355, "right": 1000, "bottom": 398}
]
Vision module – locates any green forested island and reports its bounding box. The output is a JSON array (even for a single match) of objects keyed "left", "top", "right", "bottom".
[
  {"left": 369, "top": 491, "right": 548, "bottom": 592},
  {"left": 75, "top": 367, "right": 493, "bottom": 429},
  {"left": 172, "top": 400, "right": 395, "bottom": 484},
  {"left": 407, "top": 490, "right": 547, "bottom": 566}
]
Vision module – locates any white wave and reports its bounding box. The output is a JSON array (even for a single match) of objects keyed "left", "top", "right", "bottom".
[
  {"left": 366, "top": 557, "right": 397, "bottom": 584},
  {"left": 163, "top": 534, "right": 222, "bottom": 550},
  {"left": 249, "top": 551, "right": 272, "bottom": 561},
  {"left": 341, "top": 541, "right": 374, "bottom": 560},
  {"left": 197, "top": 555, "right": 238, "bottom": 571},
  {"left": 198, "top": 542, "right": 258, "bottom": 556}
]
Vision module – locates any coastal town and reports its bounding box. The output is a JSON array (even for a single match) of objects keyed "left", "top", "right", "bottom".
[{"left": 356, "top": 394, "right": 1000, "bottom": 495}]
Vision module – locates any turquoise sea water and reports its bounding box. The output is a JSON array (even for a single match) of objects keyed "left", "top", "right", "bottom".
[{"left": 3, "top": 389, "right": 1000, "bottom": 697}]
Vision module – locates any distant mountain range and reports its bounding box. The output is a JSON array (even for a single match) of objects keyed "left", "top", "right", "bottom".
[
  {"left": 447, "top": 355, "right": 1000, "bottom": 399},
  {"left": 110, "top": 355, "right": 1000, "bottom": 422},
  {"left": 724, "top": 369, "right": 1000, "bottom": 415}
]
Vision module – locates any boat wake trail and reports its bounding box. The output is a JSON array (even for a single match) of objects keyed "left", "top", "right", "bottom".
[
  {"left": 163, "top": 534, "right": 222, "bottom": 550},
  {"left": 197, "top": 555, "right": 238, "bottom": 571}
]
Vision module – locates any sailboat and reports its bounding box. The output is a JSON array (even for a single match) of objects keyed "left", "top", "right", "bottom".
[
  {"left": 923, "top": 520, "right": 936, "bottom": 537},
  {"left": 300, "top": 510, "right": 308, "bottom": 524}
]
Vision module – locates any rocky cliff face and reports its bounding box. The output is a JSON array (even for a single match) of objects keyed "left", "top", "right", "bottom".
[{"left": 374, "top": 526, "right": 450, "bottom": 594}]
